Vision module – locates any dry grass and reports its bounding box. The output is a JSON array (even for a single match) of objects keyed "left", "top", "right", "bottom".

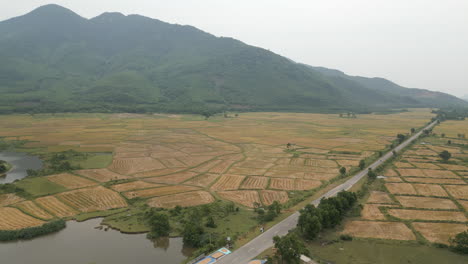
[
  {"left": 342, "top": 221, "right": 416, "bottom": 240},
  {"left": 385, "top": 183, "right": 417, "bottom": 195},
  {"left": 384, "top": 177, "right": 404, "bottom": 183},
  {"left": 395, "top": 196, "right": 458, "bottom": 209},
  {"left": 410, "top": 163, "right": 441, "bottom": 169},
  {"left": 147, "top": 191, "right": 215, "bottom": 208},
  {"left": 413, "top": 222, "right": 467, "bottom": 244},
  {"left": 35, "top": 196, "right": 79, "bottom": 217},
  {"left": 397, "top": 169, "right": 425, "bottom": 177},
  {"left": 388, "top": 209, "right": 466, "bottom": 222},
  {"left": 47, "top": 173, "right": 97, "bottom": 189},
  {"left": 438, "top": 164, "right": 468, "bottom": 171},
  {"left": 361, "top": 204, "right": 392, "bottom": 220},
  {"left": 184, "top": 173, "right": 220, "bottom": 187},
  {"left": 0, "top": 207, "right": 45, "bottom": 230},
  {"left": 444, "top": 185, "right": 468, "bottom": 199},
  {"left": 109, "top": 157, "right": 166, "bottom": 175},
  {"left": 421, "top": 169, "right": 459, "bottom": 178},
  {"left": 228, "top": 167, "right": 268, "bottom": 176},
  {"left": 144, "top": 171, "right": 198, "bottom": 184},
  {"left": 15, "top": 201, "right": 54, "bottom": 220},
  {"left": 217, "top": 190, "right": 261, "bottom": 208},
  {"left": 404, "top": 177, "right": 465, "bottom": 184},
  {"left": 57, "top": 186, "right": 127, "bottom": 213},
  {"left": 395, "top": 162, "right": 414, "bottom": 168},
  {"left": 384, "top": 169, "right": 399, "bottom": 177}
]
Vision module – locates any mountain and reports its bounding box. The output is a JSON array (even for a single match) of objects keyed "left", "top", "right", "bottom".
[
  {"left": 0, "top": 4, "right": 466, "bottom": 114},
  {"left": 462, "top": 95, "right": 468, "bottom": 102}
]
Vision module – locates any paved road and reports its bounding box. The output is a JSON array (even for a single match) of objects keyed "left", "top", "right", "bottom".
[{"left": 216, "top": 121, "right": 437, "bottom": 264}]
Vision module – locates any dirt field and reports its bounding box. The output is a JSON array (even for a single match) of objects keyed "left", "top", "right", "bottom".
[
  {"left": 413, "top": 223, "right": 468, "bottom": 244},
  {"left": 217, "top": 190, "right": 261, "bottom": 208},
  {"left": 47, "top": 173, "right": 97, "bottom": 189},
  {"left": 15, "top": 200, "right": 54, "bottom": 220},
  {"left": 412, "top": 184, "right": 448, "bottom": 197},
  {"left": 146, "top": 191, "right": 215, "bottom": 208},
  {"left": 35, "top": 196, "right": 79, "bottom": 217},
  {"left": 444, "top": 185, "right": 468, "bottom": 199},
  {"left": 388, "top": 209, "right": 466, "bottom": 221},
  {"left": 395, "top": 196, "right": 458, "bottom": 210},
  {"left": 57, "top": 186, "right": 127, "bottom": 213},
  {"left": 0, "top": 207, "right": 45, "bottom": 230},
  {"left": 342, "top": 221, "right": 416, "bottom": 240}
]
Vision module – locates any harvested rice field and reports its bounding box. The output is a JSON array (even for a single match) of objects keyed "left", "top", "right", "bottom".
[
  {"left": 342, "top": 221, "right": 416, "bottom": 240},
  {"left": 413, "top": 223, "right": 468, "bottom": 244},
  {"left": 0, "top": 207, "right": 45, "bottom": 230},
  {"left": 56, "top": 186, "right": 127, "bottom": 212},
  {"left": 387, "top": 209, "right": 467, "bottom": 222},
  {"left": 395, "top": 196, "right": 459, "bottom": 210},
  {"left": 46, "top": 173, "right": 97, "bottom": 189},
  {"left": 14, "top": 200, "right": 54, "bottom": 220},
  {"left": 146, "top": 191, "right": 215, "bottom": 208}
]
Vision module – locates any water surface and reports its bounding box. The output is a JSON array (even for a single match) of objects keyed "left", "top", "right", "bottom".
[{"left": 0, "top": 151, "right": 42, "bottom": 183}]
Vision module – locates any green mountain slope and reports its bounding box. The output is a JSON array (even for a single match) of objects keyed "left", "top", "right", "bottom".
[{"left": 0, "top": 4, "right": 466, "bottom": 114}]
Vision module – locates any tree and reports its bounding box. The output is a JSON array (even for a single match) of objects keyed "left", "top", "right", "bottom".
[
  {"left": 359, "top": 159, "right": 365, "bottom": 170},
  {"left": 448, "top": 140, "right": 452, "bottom": 145},
  {"left": 273, "top": 233, "right": 308, "bottom": 264},
  {"left": 301, "top": 215, "right": 321, "bottom": 240},
  {"left": 205, "top": 216, "right": 217, "bottom": 228},
  {"left": 339, "top": 167, "right": 346, "bottom": 175},
  {"left": 286, "top": 143, "right": 292, "bottom": 149},
  {"left": 441, "top": 133, "right": 445, "bottom": 138},
  {"left": 397, "top": 133, "right": 406, "bottom": 143},
  {"left": 392, "top": 150, "right": 397, "bottom": 156},
  {"left": 439, "top": 150, "right": 452, "bottom": 162},
  {"left": 450, "top": 231, "right": 468, "bottom": 254},
  {"left": 147, "top": 212, "right": 170, "bottom": 238},
  {"left": 368, "top": 168, "right": 377, "bottom": 180},
  {"left": 410, "top": 128, "right": 415, "bottom": 134},
  {"left": 182, "top": 222, "right": 204, "bottom": 247}
]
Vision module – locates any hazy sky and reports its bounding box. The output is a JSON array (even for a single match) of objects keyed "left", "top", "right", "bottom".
[{"left": 2, "top": 1, "right": 467, "bottom": 97}]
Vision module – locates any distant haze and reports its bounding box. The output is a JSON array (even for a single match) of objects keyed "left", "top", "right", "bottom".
[{"left": 2, "top": 0, "right": 467, "bottom": 97}]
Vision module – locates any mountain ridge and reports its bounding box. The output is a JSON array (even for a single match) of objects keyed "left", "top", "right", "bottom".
[{"left": 0, "top": 4, "right": 466, "bottom": 114}]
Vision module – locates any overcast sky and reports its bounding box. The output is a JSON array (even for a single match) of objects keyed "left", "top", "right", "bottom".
[{"left": 2, "top": 0, "right": 467, "bottom": 97}]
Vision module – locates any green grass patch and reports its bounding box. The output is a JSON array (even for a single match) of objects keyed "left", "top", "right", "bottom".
[
  {"left": 102, "top": 206, "right": 150, "bottom": 233},
  {"left": 74, "top": 208, "right": 129, "bottom": 222},
  {"left": 307, "top": 240, "right": 467, "bottom": 264},
  {"left": 207, "top": 208, "right": 258, "bottom": 242},
  {"left": 70, "top": 153, "right": 113, "bottom": 169},
  {"left": 14, "top": 177, "right": 67, "bottom": 197}
]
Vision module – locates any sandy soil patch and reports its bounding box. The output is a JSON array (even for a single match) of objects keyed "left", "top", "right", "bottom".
[
  {"left": 413, "top": 222, "right": 467, "bottom": 244},
  {"left": 342, "top": 221, "right": 415, "bottom": 240},
  {"left": 395, "top": 196, "right": 458, "bottom": 209},
  {"left": 0, "top": 207, "right": 45, "bottom": 230},
  {"left": 147, "top": 191, "right": 215, "bottom": 208}
]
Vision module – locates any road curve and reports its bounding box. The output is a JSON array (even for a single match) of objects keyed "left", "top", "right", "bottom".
[{"left": 216, "top": 121, "right": 437, "bottom": 264}]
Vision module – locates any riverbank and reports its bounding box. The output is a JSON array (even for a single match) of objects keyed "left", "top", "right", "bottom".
[{"left": 0, "top": 160, "right": 12, "bottom": 177}]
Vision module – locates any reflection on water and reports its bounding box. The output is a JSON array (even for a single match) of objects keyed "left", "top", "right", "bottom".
[
  {"left": 0, "top": 151, "right": 42, "bottom": 184},
  {"left": 0, "top": 218, "right": 191, "bottom": 264}
]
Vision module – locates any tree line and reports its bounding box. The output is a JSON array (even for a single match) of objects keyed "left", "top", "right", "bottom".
[{"left": 0, "top": 219, "right": 66, "bottom": 241}]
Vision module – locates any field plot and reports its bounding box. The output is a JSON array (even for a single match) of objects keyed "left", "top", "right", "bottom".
[
  {"left": 210, "top": 174, "right": 246, "bottom": 191},
  {"left": 0, "top": 193, "right": 25, "bottom": 206},
  {"left": 342, "top": 221, "right": 415, "bottom": 240},
  {"left": 438, "top": 164, "right": 468, "bottom": 171},
  {"left": 35, "top": 196, "right": 79, "bottom": 217},
  {"left": 413, "top": 223, "right": 467, "bottom": 244},
  {"left": 412, "top": 184, "right": 448, "bottom": 197},
  {"left": 145, "top": 171, "right": 198, "bottom": 184},
  {"left": 109, "top": 157, "right": 165, "bottom": 175},
  {"left": 397, "top": 169, "right": 425, "bottom": 177},
  {"left": 367, "top": 191, "right": 395, "bottom": 204},
  {"left": 388, "top": 209, "right": 466, "bottom": 222},
  {"left": 47, "top": 173, "right": 97, "bottom": 189},
  {"left": 421, "top": 169, "right": 459, "bottom": 178},
  {"left": 240, "top": 176, "right": 269, "bottom": 189},
  {"left": 410, "top": 163, "right": 441, "bottom": 169},
  {"left": 123, "top": 185, "right": 199, "bottom": 198},
  {"left": 15, "top": 200, "right": 54, "bottom": 220},
  {"left": 0, "top": 207, "right": 45, "bottom": 230},
  {"left": 404, "top": 177, "right": 465, "bottom": 185},
  {"left": 184, "top": 173, "right": 220, "bottom": 187},
  {"left": 385, "top": 183, "right": 417, "bottom": 195},
  {"left": 395, "top": 196, "right": 458, "bottom": 210},
  {"left": 444, "top": 185, "right": 468, "bottom": 199},
  {"left": 384, "top": 177, "right": 403, "bottom": 183},
  {"left": 228, "top": 167, "right": 268, "bottom": 176},
  {"left": 260, "top": 190, "right": 289, "bottom": 205},
  {"left": 57, "top": 186, "right": 127, "bottom": 212},
  {"left": 76, "top": 169, "right": 129, "bottom": 182},
  {"left": 110, "top": 181, "right": 162, "bottom": 192},
  {"left": 217, "top": 190, "right": 261, "bottom": 208},
  {"left": 361, "top": 204, "right": 393, "bottom": 220},
  {"left": 384, "top": 169, "right": 399, "bottom": 177},
  {"left": 394, "top": 162, "right": 414, "bottom": 168},
  {"left": 146, "top": 191, "right": 215, "bottom": 208}
]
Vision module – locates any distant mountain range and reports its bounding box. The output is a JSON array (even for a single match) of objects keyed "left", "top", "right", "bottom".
[{"left": 0, "top": 4, "right": 466, "bottom": 114}]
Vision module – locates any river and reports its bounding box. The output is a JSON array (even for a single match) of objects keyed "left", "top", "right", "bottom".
[{"left": 0, "top": 151, "right": 42, "bottom": 183}]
